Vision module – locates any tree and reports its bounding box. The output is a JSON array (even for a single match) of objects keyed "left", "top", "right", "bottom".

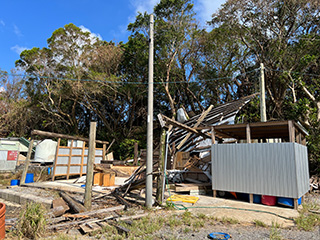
[
  {"left": 210, "top": 0, "right": 320, "bottom": 119},
  {"left": 128, "top": 0, "right": 206, "bottom": 117}
]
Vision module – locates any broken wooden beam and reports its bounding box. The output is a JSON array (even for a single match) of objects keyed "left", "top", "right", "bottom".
[
  {"left": 157, "top": 114, "right": 210, "bottom": 140},
  {"left": 59, "top": 192, "right": 86, "bottom": 213}
]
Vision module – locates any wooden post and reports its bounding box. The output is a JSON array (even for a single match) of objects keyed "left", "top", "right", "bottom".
[
  {"left": 246, "top": 124, "right": 251, "bottom": 143},
  {"left": 80, "top": 141, "right": 86, "bottom": 177},
  {"left": 156, "top": 130, "right": 166, "bottom": 204},
  {"left": 249, "top": 194, "right": 253, "bottom": 204},
  {"left": 133, "top": 142, "right": 139, "bottom": 165},
  {"left": 84, "top": 122, "right": 97, "bottom": 210},
  {"left": 211, "top": 127, "right": 216, "bottom": 198},
  {"left": 294, "top": 198, "right": 298, "bottom": 210},
  {"left": 288, "top": 121, "right": 295, "bottom": 142},
  {"left": 20, "top": 138, "right": 34, "bottom": 185},
  {"left": 66, "top": 140, "right": 73, "bottom": 180},
  {"left": 102, "top": 143, "right": 106, "bottom": 161},
  {"left": 52, "top": 138, "right": 61, "bottom": 181}
]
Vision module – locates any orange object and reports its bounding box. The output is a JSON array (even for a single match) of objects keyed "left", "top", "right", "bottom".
[
  {"left": 93, "top": 173, "right": 103, "bottom": 185},
  {"left": 0, "top": 203, "right": 5, "bottom": 239},
  {"left": 102, "top": 172, "right": 115, "bottom": 187},
  {"left": 230, "top": 192, "right": 237, "bottom": 199}
]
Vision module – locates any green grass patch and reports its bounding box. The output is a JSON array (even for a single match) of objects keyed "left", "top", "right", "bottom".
[
  {"left": 269, "top": 221, "right": 283, "bottom": 240},
  {"left": 295, "top": 202, "right": 320, "bottom": 231},
  {"left": 16, "top": 202, "right": 47, "bottom": 239},
  {"left": 254, "top": 219, "right": 267, "bottom": 227}
]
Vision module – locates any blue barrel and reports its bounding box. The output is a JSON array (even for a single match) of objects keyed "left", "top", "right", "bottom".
[
  {"left": 278, "top": 197, "right": 301, "bottom": 207},
  {"left": 25, "top": 173, "right": 34, "bottom": 183},
  {"left": 10, "top": 179, "right": 20, "bottom": 186},
  {"left": 253, "top": 194, "right": 261, "bottom": 204}
]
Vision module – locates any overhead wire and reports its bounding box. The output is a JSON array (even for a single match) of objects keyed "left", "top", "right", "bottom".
[{"left": 2, "top": 68, "right": 260, "bottom": 85}]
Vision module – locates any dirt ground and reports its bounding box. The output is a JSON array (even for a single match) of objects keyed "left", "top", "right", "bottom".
[{"left": 1, "top": 176, "right": 319, "bottom": 239}]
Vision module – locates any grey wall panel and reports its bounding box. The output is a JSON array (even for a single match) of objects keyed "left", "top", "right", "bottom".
[{"left": 212, "top": 143, "right": 309, "bottom": 198}]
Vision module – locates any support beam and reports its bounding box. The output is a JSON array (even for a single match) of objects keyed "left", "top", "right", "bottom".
[
  {"left": 31, "top": 129, "right": 108, "bottom": 144},
  {"left": 158, "top": 114, "right": 210, "bottom": 139},
  {"left": 20, "top": 138, "right": 34, "bottom": 185},
  {"left": 84, "top": 122, "right": 97, "bottom": 210},
  {"left": 177, "top": 105, "right": 213, "bottom": 149},
  {"left": 246, "top": 124, "right": 251, "bottom": 143}
]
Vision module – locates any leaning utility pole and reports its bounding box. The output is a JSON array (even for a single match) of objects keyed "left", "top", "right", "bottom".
[
  {"left": 260, "top": 63, "right": 267, "bottom": 122},
  {"left": 146, "top": 14, "right": 154, "bottom": 208}
]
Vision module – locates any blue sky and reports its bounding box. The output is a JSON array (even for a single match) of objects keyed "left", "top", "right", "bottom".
[{"left": 0, "top": 0, "right": 225, "bottom": 72}]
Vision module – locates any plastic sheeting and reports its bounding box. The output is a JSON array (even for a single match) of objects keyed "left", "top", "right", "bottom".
[{"left": 34, "top": 139, "right": 57, "bottom": 163}]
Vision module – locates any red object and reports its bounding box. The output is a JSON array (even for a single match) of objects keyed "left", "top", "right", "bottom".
[
  {"left": 0, "top": 203, "right": 5, "bottom": 239},
  {"left": 7, "top": 151, "right": 18, "bottom": 161},
  {"left": 261, "top": 195, "right": 277, "bottom": 206}
]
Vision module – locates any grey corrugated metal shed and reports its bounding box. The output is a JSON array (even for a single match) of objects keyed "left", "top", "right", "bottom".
[{"left": 211, "top": 120, "right": 309, "bottom": 209}]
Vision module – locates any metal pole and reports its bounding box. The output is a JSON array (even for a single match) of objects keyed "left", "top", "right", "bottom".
[
  {"left": 146, "top": 14, "right": 154, "bottom": 208},
  {"left": 84, "top": 121, "right": 96, "bottom": 210},
  {"left": 260, "top": 63, "right": 267, "bottom": 122}
]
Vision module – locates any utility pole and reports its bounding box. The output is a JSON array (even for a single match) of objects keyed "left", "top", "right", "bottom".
[
  {"left": 260, "top": 63, "right": 267, "bottom": 122},
  {"left": 146, "top": 14, "right": 154, "bottom": 208},
  {"left": 84, "top": 121, "right": 96, "bottom": 210}
]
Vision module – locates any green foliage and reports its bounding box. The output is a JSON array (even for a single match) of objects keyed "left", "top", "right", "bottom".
[
  {"left": 269, "top": 221, "right": 283, "bottom": 240},
  {"left": 254, "top": 219, "right": 267, "bottom": 227},
  {"left": 16, "top": 202, "right": 47, "bottom": 239},
  {"left": 116, "top": 138, "right": 140, "bottom": 161},
  {"left": 295, "top": 202, "right": 320, "bottom": 231}
]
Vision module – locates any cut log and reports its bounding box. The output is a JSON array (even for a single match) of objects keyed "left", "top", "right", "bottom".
[{"left": 59, "top": 192, "right": 86, "bottom": 213}]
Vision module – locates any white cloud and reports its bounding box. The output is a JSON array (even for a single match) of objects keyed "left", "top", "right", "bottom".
[
  {"left": 195, "top": 0, "right": 226, "bottom": 26},
  {"left": 11, "top": 45, "right": 28, "bottom": 55},
  {"left": 13, "top": 24, "right": 23, "bottom": 37},
  {"left": 130, "top": 0, "right": 159, "bottom": 14},
  {"left": 79, "top": 25, "right": 102, "bottom": 41},
  {"left": 0, "top": 20, "right": 4, "bottom": 27}
]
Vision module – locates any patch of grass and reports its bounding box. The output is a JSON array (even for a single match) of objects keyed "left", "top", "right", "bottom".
[
  {"left": 192, "top": 219, "right": 205, "bottom": 230},
  {"left": 165, "top": 201, "right": 175, "bottom": 210},
  {"left": 269, "top": 221, "right": 282, "bottom": 240},
  {"left": 220, "top": 217, "right": 239, "bottom": 224},
  {"left": 183, "top": 227, "right": 191, "bottom": 233},
  {"left": 125, "top": 215, "right": 165, "bottom": 237},
  {"left": 254, "top": 219, "right": 267, "bottom": 227},
  {"left": 168, "top": 214, "right": 183, "bottom": 229},
  {"left": 50, "top": 233, "right": 78, "bottom": 240},
  {"left": 295, "top": 202, "right": 320, "bottom": 231},
  {"left": 196, "top": 213, "right": 207, "bottom": 219},
  {"left": 16, "top": 202, "right": 47, "bottom": 239},
  {"left": 182, "top": 211, "right": 192, "bottom": 225}
]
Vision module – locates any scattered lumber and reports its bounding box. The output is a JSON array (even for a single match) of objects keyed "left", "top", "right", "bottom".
[
  {"left": 59, "top": 192, "right": 86, "bottom": 213},
  {"left": 174, "top": 183, "right": 211, "bottom": 192},
  {"left": 310, "top": 175, "right": 320, "bottom": 192}
]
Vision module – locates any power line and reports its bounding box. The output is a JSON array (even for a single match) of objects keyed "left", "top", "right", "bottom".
[{"left": 1, "top": 68, "right": 260, "bottom": 85}]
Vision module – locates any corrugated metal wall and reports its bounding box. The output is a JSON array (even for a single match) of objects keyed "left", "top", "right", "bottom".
[{"left": 211, "top": 143, "right": 309, "bottom": 198}]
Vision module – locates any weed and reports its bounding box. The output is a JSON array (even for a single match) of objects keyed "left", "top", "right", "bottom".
[
  {"left": 269, "top": 221, "right": 282, "bottom": 240},
  {"left": 254, "top": 219, "right": 267, "bottom": 227},
  {"left": 183, "top": 227, "right": 191, "bottom": 233},
  {"left": 168, "top": 214, "right": 182, "bottom": 229},
  {"left": 220, "top": 217, "right": 239, "bottom": 224},
  {"left": 295, "top": 201, "right": 320, "bottom": 231},
  {"left": 16, "top": 202, "right": 47, "bottom": 239},
  {"left": 50, "top": 233, "right": 78, "bottom": 240},
  {"left": 182, "top": 211, "right": 192, "bottom": 225},
  {"left": 295, "top": 212, "right": 320, "bottom": 231},
  {"left": 192, "top": 219, "right": 205, "bottom": 230},
  {"left": 127, "top": 215, "right": 165, "bottom": 237},
  {"left": 165, "top": 201, "right": 175, "bottom": 210},
  {"left": 197, "top": 213, "right": 207, "bottom": 219}
]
